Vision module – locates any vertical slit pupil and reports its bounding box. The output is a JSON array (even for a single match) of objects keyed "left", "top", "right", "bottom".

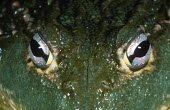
[{"left": 30, "top": 39, "right": 48, "bottom": 62}]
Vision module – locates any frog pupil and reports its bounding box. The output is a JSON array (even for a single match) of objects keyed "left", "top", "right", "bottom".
[
  {"left": 30, "top": 39, "right": 48, "bottom": 62},
  {"left": 128, "top": 40, "right": 150, "bottom": 64}
]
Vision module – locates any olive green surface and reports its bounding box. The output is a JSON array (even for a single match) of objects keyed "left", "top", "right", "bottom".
[{"left": 0, "top": 0, "right": 170, "bottom": 110}]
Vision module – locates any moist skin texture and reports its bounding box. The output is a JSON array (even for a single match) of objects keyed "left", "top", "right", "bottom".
[{"left": 0, "top": 0, "right": 170, "bottom": 110}]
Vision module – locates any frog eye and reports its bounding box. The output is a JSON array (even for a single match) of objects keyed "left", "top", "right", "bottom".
[
  {"left": 28, "top": 33, "right": 53, "bottom": 69},
  {"left": 123, "top": 33, "right": 152, "bottom": 71}
]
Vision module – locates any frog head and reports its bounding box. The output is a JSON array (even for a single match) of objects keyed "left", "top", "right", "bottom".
[{"left": 0, "top": 0, "right": 170, "bottom": 109}]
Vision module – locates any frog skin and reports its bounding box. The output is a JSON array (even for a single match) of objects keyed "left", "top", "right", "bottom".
[{"left": 0, "top": 0, "right": 170, "bottom": 110}]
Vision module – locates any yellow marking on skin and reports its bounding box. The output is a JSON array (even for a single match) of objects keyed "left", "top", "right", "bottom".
[
  {"left": 43, "top": 60, "right": 58, "bottom": 74},
  {"left": 159, "top": 103, "right": 170, "bottom": 110},
  {"left": 46, "top": 52, "right": 53, "bottom": 65},
  {"left": 26, "top": 54, "right": 58, "bottom": 76},
  {"left": 118, "top": 50, "right": 155, "bottom": 76},
  {"left": 0, "top": 85, "right": 25, "bottom": 110},
  {"left": 123, "top": 53, "right": 132, "bottom": 67}
]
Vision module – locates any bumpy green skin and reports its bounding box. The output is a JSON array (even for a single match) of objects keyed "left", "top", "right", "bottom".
[{"left": 0, "top": 0, "right": 170, "bottom": 110}]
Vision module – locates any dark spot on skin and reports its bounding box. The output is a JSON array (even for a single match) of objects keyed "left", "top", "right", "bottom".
[{"left": 27, "top": 58, "right": 32, "bottom": 63}]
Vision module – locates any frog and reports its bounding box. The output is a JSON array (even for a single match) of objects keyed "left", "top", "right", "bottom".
[{"left": 0, "top": 0, "right": 170, "bottom": 110}]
